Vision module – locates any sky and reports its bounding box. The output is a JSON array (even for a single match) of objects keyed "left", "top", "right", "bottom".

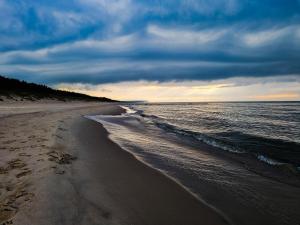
[{"left": 0, "top": 0, "right": 300, "bottom": 101}]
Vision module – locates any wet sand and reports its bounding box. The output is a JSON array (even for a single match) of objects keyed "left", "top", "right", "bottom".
[{"left": 0, "top": 102, "right": 228, "bottom": 225}]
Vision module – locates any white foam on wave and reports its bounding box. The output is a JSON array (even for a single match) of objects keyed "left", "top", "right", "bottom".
[
  {"left": 120, "top": 105, "right": 137, "bottom": 114},
  {"left": 257, "top": 155, "right": 284, "bottom": 166}
]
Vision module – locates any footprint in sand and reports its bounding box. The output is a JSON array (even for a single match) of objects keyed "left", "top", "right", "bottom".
[
  {"left": 52, "top": 134, "right": 63, "bottom": 139},
  {"left": 54, "top": 169, "right": 65, "bottom": 175},
  {"left": 37, "top": 138, "right": 48, "bottom": 142},
  {"left": 0, "top": 159, "right": 26, "bottom": 174},
  {"left": 15, "top": 169, "right": 31, "bottom": 178},
  {"left": 47, "top": 151, "right": 77, "bottom": 164},
  {"left": 0, "top": 167, "right": 8, "bottom": 174},
  {"left": 58, "top": 127, "right": 67, "bottom": 132},
  {"left": 0, "top": 213, "right": 14, "bottom": 225},
  {"left": 8, "top": 159, "right": 26, "bottom": 170},
  {"left": 18, "top": 153, "right": 31, "bottom": 157},
  {"left": 0, "top": 188, "right": 35, "bottom": 224},
  {"left": 2, "top": 140, "right": 15, "bottom": 145}
]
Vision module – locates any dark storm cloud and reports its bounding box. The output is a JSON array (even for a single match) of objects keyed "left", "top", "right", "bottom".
[{"left": 0, "top": 0, "right": 300, "bottom": 84}]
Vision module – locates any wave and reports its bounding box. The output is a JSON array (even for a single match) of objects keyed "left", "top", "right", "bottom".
[
  {"left": 126, "top": 106, "right": 246, "bottom": 154},
  {"left": 120, "top": 106, "right": 138, "bottom": 114},
  {"left": 257, "top": 155, "right": 284, "bottom": 166},
  {"left": 124, "top": 105, "right": 300, "bottom": 169},
  {"left": 153, "top": 120, "right": 245, "bottom": 154},
  {"left": 153, "top": 118, "right": 300, "bottom": 171},
  {"left": 126, "top": 106, "right": 247, "bottom": 153}
]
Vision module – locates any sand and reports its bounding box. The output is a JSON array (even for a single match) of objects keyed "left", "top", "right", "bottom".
[{"left": 0, "top": 102, "right": 228, "bottom": 225}]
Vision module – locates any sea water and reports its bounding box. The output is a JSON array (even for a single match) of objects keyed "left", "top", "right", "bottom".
[{"left": 87, "top": 102, "right": 300, "bottom": 225}]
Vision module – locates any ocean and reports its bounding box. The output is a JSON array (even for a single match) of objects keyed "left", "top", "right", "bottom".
[{"left": 87, "top": 102, "right": 300, "bottom": 225}]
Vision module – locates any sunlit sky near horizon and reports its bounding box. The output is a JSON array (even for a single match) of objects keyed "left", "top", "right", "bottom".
[{"left": 1, "top": 0, "right": 300, "bottom": 101}]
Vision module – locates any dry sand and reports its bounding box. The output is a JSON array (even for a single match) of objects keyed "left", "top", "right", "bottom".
[{"left": 0, "top": 102, "right": 228, "bottom": 225}]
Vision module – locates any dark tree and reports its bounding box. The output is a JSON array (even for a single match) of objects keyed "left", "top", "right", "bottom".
[{"left": 0, "top": 75, "right": 116, "bottom": 102}]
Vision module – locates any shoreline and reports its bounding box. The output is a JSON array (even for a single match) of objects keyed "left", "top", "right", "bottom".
[
  {"left": 69, "top": 109, "right": 229, "bottom": 225},
  {"left": 90, "top": 104, "right": 300, "bottom": 225},
  {"left": 91, "top": 117, "right": 231, "bottom": 223},
  {"left": 0, "top": 102, "right": 229, "bottom": 225}
]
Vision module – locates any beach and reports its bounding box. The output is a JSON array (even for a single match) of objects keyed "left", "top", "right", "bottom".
[{"left": 0, "top": 102, "right": 228, "bottom": 225}]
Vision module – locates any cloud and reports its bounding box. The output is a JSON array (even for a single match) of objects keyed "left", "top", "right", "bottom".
[
  {"left": 254, "top": 92, "right": 299, "bottom": 100},
  {"left": 242, "top": 26, "right": 299, "bottom": 47},
  {"left": 147, "top": 25, "right": 227, "bottom": 46},
  {"left": 0, "top": 0, "right": 300, "bottom": 86},
  {"left": 181, "top": 0, "right": 241, "bottom": 16},
  {"left": 55, "top": 76, "right": 300, "bottom": 102}
]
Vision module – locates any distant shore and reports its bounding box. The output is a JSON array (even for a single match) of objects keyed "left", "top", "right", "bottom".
[{"left": 0, "top": 101, "right": 228, "bottom": 225}]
